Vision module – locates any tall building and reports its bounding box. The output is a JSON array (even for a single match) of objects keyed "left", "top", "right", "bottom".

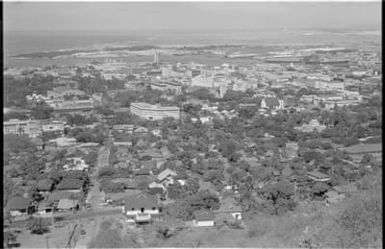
[{"left": 154, "top": 51, "right": 159, "bottom": 65}]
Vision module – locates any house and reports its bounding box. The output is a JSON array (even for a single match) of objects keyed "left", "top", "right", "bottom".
[
  {"left": 110, "top": 178, "right": 137, "bottom": 190},
  {"left": 51, "top": 137, "right": 77, "bottom": 147},
  {"left": 339, "top": 143, "right": 382, "bottom": 163},
  {"left": 41, "top": 120, "right": 66, "bottom": 136},
  {"left": 57, "top": 199, "right": 79, "bottom": 212},
  {"left": 260, "top": 97, "right": 284, "bottom": 111},
  {"left": 31, "top": 137, "right": 45, "bottom": 150},
  {"left": 157, "top": 168, "right": 178, "bottom": 186},
  {"left": 6, "top": 197, "right": 32, "bottom": 217},
  {"left": 325, "top": 190, "right": 345, "bottom": 205},
  {"left": 37, "top": 179, "right": 54, "bottom": 194},
  {"left": 294, "top": 119, "right": 326, "bottom": 133},
  {"left": 48, "top": 191, "right": 80, "bottom": 203},
  {"left": 285, "top": 142, "right": 299, "bottom": 159},
  {"left": 135, "top": 126, "right": 149, "bottom": 134},
  {"left": 332, "top": 184, "right": 357, "bottom": 194},
  {"left": 134, "top": 167, "right": 152, "bottom": 176},
  {"left": 112, "top": 124, "right": 134, "bottom": 134},
  {"left": 160, "top": 147, "right": 172, "bottom": 160},
  {"left": 148, "top": 182, "right": 166, "bottom": 196},
  {"left": 214, "top": 197, "right": 242, "bottom": 222},
  {"left": 36, "top": 201, "right": 54, "bottom": 217},
  {"left": 63, "top": 157, "right": 89, "bottom": 171},
  {"left": 106, "top": 191, "right": 140, "bottom": 206},
  {"left": 194, "top": 210, "right": 215, "bottom": 227},
  {"left": 123, "top": 194, "right": 161, "bottom": 223},
  {"left": 56, "top": 178, "right": 83, "bottom": 192},
  {"left": 307, "top": 170, "right": 331, "bottom": 182},
  {"left": 140, "top": 149, "right": 164, "bottom": 162}
]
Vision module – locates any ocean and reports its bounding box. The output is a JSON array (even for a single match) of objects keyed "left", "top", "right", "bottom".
[{"left": 4, "top": 30, "right": 381, "bottom": 67}]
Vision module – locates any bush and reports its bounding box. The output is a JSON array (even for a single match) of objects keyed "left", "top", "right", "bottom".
[
  {"left": 88, "top": 228, "right": 124, "bottom": 248},
  {"left": 247, "top": 222, "right": 269, "bottom": 237},
  {"left": 28, "top": 218, "right": 50, "bottom": 235},
  {"left": 100, "top": 220, "right": 113, "bottom": 231},
  {"left": 335, "top": 177, "right": 382, "bottom": 248}
]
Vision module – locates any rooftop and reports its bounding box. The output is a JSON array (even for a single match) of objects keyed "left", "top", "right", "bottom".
[
  {"left": 130, "top": 102, "right": 180, "bottom": 111},
  {"left": 56, "top": 178, "right": 83, "bottom": 190},
  {"left": 342, "top": 143, "right": 382, "bottom": 154},
  {"left": 6, "top": 197, "right": 31, "bottom": 210},
  {"left": 124, "top": 193, "right": 159, "bottom": 210},
  {"left": 194, "top": 210, "right": 215, "bottom": 221}
]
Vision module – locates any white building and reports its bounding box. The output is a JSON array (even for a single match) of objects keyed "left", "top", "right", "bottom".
[
  {"left": 130, "top": 102, "right": 180, "bottom": 120},
  {"left": 123, "top": 194, "right": 161, "bottom": 223}
]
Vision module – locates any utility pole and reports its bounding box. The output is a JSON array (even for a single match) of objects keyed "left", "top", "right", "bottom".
[{"left": 45, "top": 235, "right": 50, "bottom": 249}]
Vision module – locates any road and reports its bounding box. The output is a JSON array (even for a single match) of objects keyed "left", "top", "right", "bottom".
[{"left": 86, "top": 129, "right": 112, "bottom": 209}]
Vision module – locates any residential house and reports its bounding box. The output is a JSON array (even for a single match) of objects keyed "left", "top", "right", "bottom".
[
  {"left": 148, "top": 182, "right": 166, "bottom": 196},
  {"left": 134, "top": 168, "right": 152, "bottom": 177},
  {"left": 41, "top": 120, "right": 66, "bottom": 136},
  {"left": 307, "top": 170, "right": 331, "bottom": 182},
  {"left": 325, "top": 190, "right": 345, "bottom": 205},
  {"left": 260, "top": 97, "right": 284, "bottom": 111},
  {"left": 6, "top": 197, "right": 32, "bottom": 217},
  {"left": 194, "top": 210, "right": 215, "bottom": 227},
  {"left": 214, "top": 197, "right": 242, "bottom": 223},
  {"left": 47, "top": 86, "right": 85, "bottom": 99},
  {"left": 50, "top": 137, "right": 77, "bottom": 147},
  {"left": 294, "top": 119, "right": 326, "bottom": 133},
  {"left": 110, "top": 178, "right": 137, "bottom": 190},
  {"left": 135, "top": 126, "right": 149, "bottom": 134},
  {"left": 56, "top": 178, "right": 83, "bottom": 193},
  {"left": 106, "top": 191, "right": 139, "bottom": 206},
  {"left": 36, "top": 201, "right": 54, "bottom": 217},
  {"left": 339, "top": 143, "right": 382, "bottom": 163},
  {"left": 157, "top": 168, "right": 178, "bottom": 187},
  {"left": 123, "top": 194, "right": 161, "bottom": 223},
  {"left": 37, "top": 179, "right": 54, "bottom": 194},
  {"left": 63, "top": 157, "right": 89, "bottom": 171},
  {"left": 139, "top": 149, "right": 164, "bottom": 162},
  {"left": 31, "top": 137, "right": 45, "bottom": 150},
  {"left": 57, "top": 199, "right": 79, "bottom": 212},
  {"left": 285, "top": 142, "right": 299, "bottom": 159},
  {"left": 112, "top": 124, "right": 134, "bottom": 134},
  {"left": 160, "top": 147, "right": 172, "bottom": 160}
]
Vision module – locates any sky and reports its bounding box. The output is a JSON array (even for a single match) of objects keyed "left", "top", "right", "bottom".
[{"left": 3, "top": 1, "right": 382, "bottom": 32}]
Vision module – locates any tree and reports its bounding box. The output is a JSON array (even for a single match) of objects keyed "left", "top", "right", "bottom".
[
  {"left": 170, "top": 190, "right": 220, "bottom": 220},
  {"left": 28, "top": 218, "right": 50, "bottom": 235},
  {"left": 4, "top": 134, "right": 36, "bottom": 154},
  {"left": 167, "top": 182, "right": 184, "bottom": 200},
  {"left": 238, "top": 106, "right": 256, "bottom": 120},
  {"left": 4, "top": 112, "right": 29, "bottom": 121},
  {"left": 30, "top": 102, "right": 53, "bottom": 120},
  {"left": 4, "top": 231, "right": 17, "bottom": 248},
  {"left": 261, "top": 180, "right": 297, "bottom": 215},
  {"left": 360, "top": 153, "right": 375, "bottom": 165},
  {"left": 100, "top": 180, "right": 125, "bottom": 193},
  {"left": 311, "top": 182, "right": 330, "bottom": 200},
  {"left": 218, "top": 140, "right": 240, "bottom": 162}
]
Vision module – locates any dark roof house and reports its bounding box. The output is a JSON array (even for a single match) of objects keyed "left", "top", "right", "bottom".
[
  {"left": 194, "top": 210, "right": 215, "bottom": 221},
  {"left": 56, "top": 178, "right": 83, "bottom": 191},
  {"left": 124, "top": 194, "right": 159, "bottom": 211},
  {"left": 37, "top": 179, "right": 54, "bottom": 192},
  {"left": 6, "top": 197, "right": 31, "bottom": 211}
]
